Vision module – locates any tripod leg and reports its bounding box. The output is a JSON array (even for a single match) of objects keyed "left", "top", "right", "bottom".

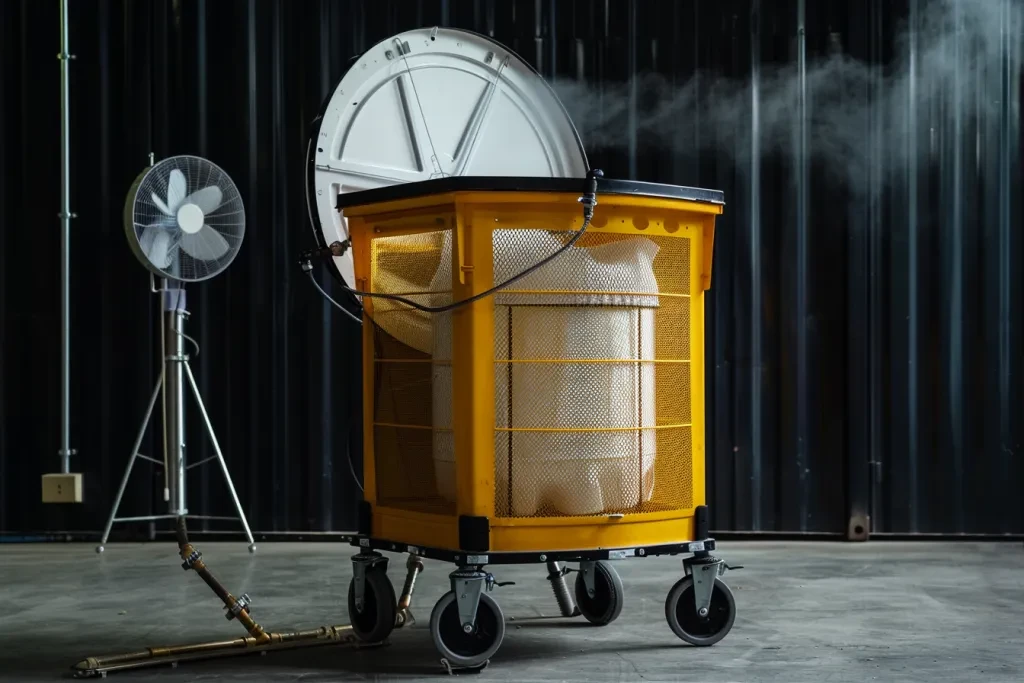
[
  {"left": 97, "top": 373, "right": 163, "bottom": 553},
  {"left": 183, "top": 361, "right": 257, "bottom": 552}
]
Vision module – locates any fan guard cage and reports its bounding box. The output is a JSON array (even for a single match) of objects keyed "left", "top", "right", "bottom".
[{"left": 124, "top": 155, "right": 245, "bottom": 282}]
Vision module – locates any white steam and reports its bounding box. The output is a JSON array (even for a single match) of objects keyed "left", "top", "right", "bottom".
[{"left": 551, "top": 0, "right": 1022, "bottom": 194}]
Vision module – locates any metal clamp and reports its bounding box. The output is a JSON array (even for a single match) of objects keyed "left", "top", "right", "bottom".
[
  {"left": 180, "top": 549, "right": 202, "bottom": 571},
  {"left": 225, "top": 593, "right": 252, "bottom": 620}
]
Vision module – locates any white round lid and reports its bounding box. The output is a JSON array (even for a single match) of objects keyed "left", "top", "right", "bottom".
[{"left": 306, "top": 26, "right": 589, "bottom": 288}]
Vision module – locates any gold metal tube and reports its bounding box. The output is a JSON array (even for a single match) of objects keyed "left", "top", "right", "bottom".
[
  {"left": 71, "top": 519, "right": 383, "bottom": 678},
  {"left": 72, "top": 625, "right": 356, "bottom": 677}
]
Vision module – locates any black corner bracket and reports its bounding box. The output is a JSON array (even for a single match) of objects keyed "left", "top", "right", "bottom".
[
  {"left": 695, "top": 505, "right": 710, "bottom": 541},
  {"left": 458, "top": 515, "right": 490, "bottom": 553},
  {"left": 357, "top": 500, "right": 372, "bottom": 536}
]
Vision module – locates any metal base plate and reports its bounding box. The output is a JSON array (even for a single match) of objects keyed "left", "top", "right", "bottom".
[{"left": 342, "top": 534, "right": 715, "bottom": 566}]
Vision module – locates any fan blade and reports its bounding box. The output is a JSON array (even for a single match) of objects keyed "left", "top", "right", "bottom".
[
  {"left": 182, "top": 185, "right": 223, "bottom": 214},
  {"left": 151, "top": 192, "right": 173, "bottom": 216},
  {"left": 138, "top": 223, "right": 173, "bottom": 257},
  {"left": 146, "top": 228, "right": 179, "bottom": 269},
  {"left": 180, "top": 225, "right": 230, "bottom": 261},
  {"left": 139, "top": 224, "right": 159, "bottom": 257},
  {"left": 167, "top": 168, "right": 187, "bottom": 212}
]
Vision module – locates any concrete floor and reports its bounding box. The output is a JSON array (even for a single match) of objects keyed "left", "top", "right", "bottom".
[{"left": 1, "top": 540, "right": 1022, "bottom": 682}]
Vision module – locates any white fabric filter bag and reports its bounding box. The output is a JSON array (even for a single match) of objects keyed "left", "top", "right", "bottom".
[{"left": 430, "top": 230, "right": 660, "bottom": 515}]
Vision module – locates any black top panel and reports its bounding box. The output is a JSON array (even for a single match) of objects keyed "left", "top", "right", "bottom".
[{"left": 334, "top": 175, "right": 725, "bottom": 210}]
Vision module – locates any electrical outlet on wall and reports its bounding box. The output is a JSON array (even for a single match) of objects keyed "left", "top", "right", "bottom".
[{"left": 42, "top": 473, "right": 84, "bottom": 503}]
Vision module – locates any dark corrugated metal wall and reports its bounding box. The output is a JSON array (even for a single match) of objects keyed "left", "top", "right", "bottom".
[{"left": 1, "top": 0, "right": 1021, "bottom": 537}]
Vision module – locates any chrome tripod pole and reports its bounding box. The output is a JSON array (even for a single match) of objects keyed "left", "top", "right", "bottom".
[{"left": 97, "top": 286, "right": 255, "bottom": 552}]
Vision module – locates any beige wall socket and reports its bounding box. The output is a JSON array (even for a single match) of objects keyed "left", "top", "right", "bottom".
[{"left": 42, "top": 473, "right": 84, "bottom": 503}]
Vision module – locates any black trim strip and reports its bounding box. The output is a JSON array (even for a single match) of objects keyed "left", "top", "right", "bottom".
[
  {"left": 341, "top": 534, "right": 716, "bottom": 566},
  {"left": 334, "top": 175, "right": 725, "bottom": 211}
]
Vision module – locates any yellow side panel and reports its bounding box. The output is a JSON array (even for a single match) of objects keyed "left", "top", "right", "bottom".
[
  {"left": 490, "top": 513, "right": 696, "bottom": 552},
  {"left": 373, "top": 507, "right": 459, "bottom": 550}
]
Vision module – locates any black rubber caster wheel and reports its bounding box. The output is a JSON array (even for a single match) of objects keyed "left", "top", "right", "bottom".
[
  {"left": 664, "top": 576, "right": 736, "bottom": 646},
  {"left": 574, "top": 560, "right": 624, "bottom": 626},
  {"left": 347, "top": 568, "right": 398, "bottom": 643},
  {"left": 429, "top": 591, "right": 506, "bottom": 668}
]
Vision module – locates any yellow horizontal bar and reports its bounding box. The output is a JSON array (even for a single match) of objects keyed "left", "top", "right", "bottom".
[
  {"left": 495, "top": 289, "right": 689, "bottom": 299},
  {"left": 372, "top": 358, "right": 689, "bottom": 365},
  {"left": 492, "top": 358, "right": 690, "bottom": 364},
  {"left": 491, "top": 513, "right": 697, "bottom": 550},
  {"left": 490, "top": 507, "right": 694, "bottom": 528},
  {"left": 372, "top": 422, "right": 452, "bottom": 432},
  {"left": 495, "top": 423, "right": 691, "bottom": 433}
]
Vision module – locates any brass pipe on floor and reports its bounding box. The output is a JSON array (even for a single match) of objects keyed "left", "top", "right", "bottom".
[
  {"left": 73, "top": 518, "right": 412, "bottom": 677},
  {"left": 72, "top": 624, "right": 357, "bottom": 678}
]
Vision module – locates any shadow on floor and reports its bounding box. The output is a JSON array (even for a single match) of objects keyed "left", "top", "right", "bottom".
[{"left": 7, "top": 620, "right": 643, "bottom": 680}]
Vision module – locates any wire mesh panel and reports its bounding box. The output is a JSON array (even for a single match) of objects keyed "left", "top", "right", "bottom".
[
  {"left": 368, "top": 230, "right": 454, "bottom": 515},
  {"left": 491, "top": 229, "right": 694, "bottom": 518}
]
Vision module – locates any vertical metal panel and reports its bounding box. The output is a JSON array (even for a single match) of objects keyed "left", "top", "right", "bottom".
[{"left": 0, "top": 0, "right": 1021, "bottom": 536}]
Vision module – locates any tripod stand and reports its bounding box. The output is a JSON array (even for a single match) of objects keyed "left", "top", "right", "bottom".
[{"left": 97, "top": 283, "right": 255, "bottom": 553}]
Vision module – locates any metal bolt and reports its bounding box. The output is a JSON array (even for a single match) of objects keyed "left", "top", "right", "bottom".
[
  {"left": 699, "top": 607, "right": 709, "bottom": 617},
  {"left": 463, "top": 623, "right": 474, "bottom": 633},
  {"left": 539, "top": 554, "right": 547, "bottom": 561}
]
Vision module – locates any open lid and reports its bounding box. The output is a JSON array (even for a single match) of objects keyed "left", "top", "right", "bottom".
[{"left": 306, "top": 26, "right": 589, "bottom": 288}]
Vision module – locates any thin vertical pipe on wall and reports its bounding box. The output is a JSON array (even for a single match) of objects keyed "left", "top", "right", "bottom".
[
  {"left": 948, "top": 0, "right": 966, "bottom": 532},
  {"left": 793, "top": 0, "right": 810, "bottom": 532},
  {"left": 269, "top": 0, "right": 289, "bottom": 527},
  {"left": 748, "top": 0, "right": 763, "bottom": 531},
  {"left": 845, "top": 0, "right": 872, "bottom": 539},
  {"left": 996, "top": 0, "right": 1017, "bottom": 533},
  {"left": 867, "top": 0, "right": 885, "bottom": 535},
  {"left": 316, "top": 0, "right": 335, "bottom": 533},
  {"left": 905, "top": 0, "right": 921, "bottom": 533},
  {"left": 57, "top": 0, "right": 74, "bottom": 474}
]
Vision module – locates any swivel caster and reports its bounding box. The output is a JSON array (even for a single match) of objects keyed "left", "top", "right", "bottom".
[
  {"left": 347, "top": 553, "right": 398, "bottom": 643},
  {"left": 575, "top": 560, "right": 624, "bottom": 626},
  {"left": 664, "top": 575, "right": 736, "bottom": 646},
  {"left": 429, "top": 591, "right": 505, "bottom": 669}
]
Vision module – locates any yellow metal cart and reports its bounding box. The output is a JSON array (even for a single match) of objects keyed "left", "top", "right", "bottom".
[{"left": 328, "top": 170, "right": 737, "bottom": 669}]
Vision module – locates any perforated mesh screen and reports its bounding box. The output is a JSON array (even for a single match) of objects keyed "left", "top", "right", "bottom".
[
  {"left": 367, "top": 225, "right": 695, "bottom": 520},
  {"left": 369, "top": 231, "right": 454, "bottom": 514},
  {"left": 492, "top": 230, "right": 694, "bottom": 518}
]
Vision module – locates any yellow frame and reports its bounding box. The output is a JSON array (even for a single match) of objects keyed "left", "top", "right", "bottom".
[{"left": 346, "top": 190, "right": 722, "bottom": 554}]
